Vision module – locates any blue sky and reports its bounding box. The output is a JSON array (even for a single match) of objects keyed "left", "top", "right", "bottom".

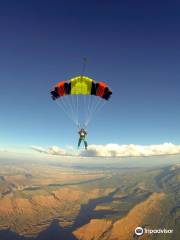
[{"left": 0, "top": 0, "right": 180, "bottom": 150}]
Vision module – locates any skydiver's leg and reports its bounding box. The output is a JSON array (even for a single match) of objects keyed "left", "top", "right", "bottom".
[
  {"left": 84, "top": 140, "right": 88, "bottom": 150},
  {"left": 78, "top": 138, "right": 82, "bottom": 148}
]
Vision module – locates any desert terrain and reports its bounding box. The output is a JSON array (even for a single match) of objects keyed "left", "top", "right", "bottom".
[{"left": 0, "top": 159, "right": 179, "bottom": 240}]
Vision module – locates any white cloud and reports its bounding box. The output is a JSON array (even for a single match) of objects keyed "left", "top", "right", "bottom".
[
  {"left": 31, "top": 143, "right": 180, "bottom": 158},
  {"left": 31, "top": 145, "right": 69, "bottom": 156},
  {"left": 81, "top": 143, "right": 180, "bottom": 157},
  {"left": 31, "top": 146, "right": 48, "bottom": 154}
]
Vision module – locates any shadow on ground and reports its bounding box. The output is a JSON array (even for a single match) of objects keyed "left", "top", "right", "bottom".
[
  {"left": 0, "top": 189, "right": 120, "bottom": 240},
  {"left": 0, "top": 220, "right": 77, "bottom": 240}
]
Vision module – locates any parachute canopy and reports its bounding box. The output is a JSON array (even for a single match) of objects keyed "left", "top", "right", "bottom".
[
  {"left": 50, "top": 76, "right": 112, "bottom": 128},
  {"left": 51, "top": 76, "right": 112, "bottom": 101}
]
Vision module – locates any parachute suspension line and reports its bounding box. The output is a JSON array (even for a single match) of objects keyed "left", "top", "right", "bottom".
[
  {"left": 86, "top": 95, "right": 91, "bottom": 127},
  {"left": 84, "top": 95, "right": 89, "bottom": 129},
  {"left": 85, "top": 98, "right": 92, "bottom": 126},
  {"left": 61, "top": 97, "right": 76, "bottom": 123},
  {"left": 62, "top": 96, "right": 76, "bottom": 122},
  {"left": 93, "top": 97, "right": 104, "bottom": 114},
  {"left": 76, "top": 93, "right": 79, "bottom": 128},
  {"left": 56, "top": 98, "right": 68, "bottom": 116},
  {"left": 85, "top": 95, "right": 95, "bottom": 126},
  {"left": 84, "top": 95, "right": 86, "bottom": 122},
  {"left": 78, "top": 57, "right": 87, "bottom": 129},
  {"left": 87, "top": 99, "right": 107, "bottom": 126},
  {"left": 90, "top": 96, "right": 98, "bottom": 118},
  {"left": 74, "top": 95, "right": 79, "bottom": 125},
  {"left": 85, "top": 95, "right": 89, "bottom": 124},
  {"left": 56, "top": 99, "right": 77, "bottom": 125},
  {"left": 93, "top": 98, "right": 107, "bottom": 117},
  {"left": 61, "top": 96, "right": 73, "bottom": 122},
  {"left": 85, "top": 95, "right": 96, "bottom": 127},
  {"left": 70, "top": 94, "right": 78, "bottom": 125},
  {"left": 88, "top": 95, "right": 95, "bottom": 124},
  {"left": 64, "top": 95, "right": 78, "bottom": 125},
  {"left": 61, "top": 95, "right": 80, "bottom": 126},
  {"left": 85, "top": 98, "right": 107, "bottom": 127},
  {"left": 71, "top": 95, "right": 78, "bottom": 124}
]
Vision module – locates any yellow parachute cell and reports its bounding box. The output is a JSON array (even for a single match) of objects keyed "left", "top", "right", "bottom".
[{"left": 70, "top": 76, "right": 93, "bottom": 95}]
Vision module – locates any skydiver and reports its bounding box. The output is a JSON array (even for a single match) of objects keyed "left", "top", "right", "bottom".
[{"left": 78, "top": 128, "right": 88, "bottom": 150}]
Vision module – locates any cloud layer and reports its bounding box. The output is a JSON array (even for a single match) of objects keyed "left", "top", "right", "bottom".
[
  {"left": 31, "top": 143, "right": 180, "bottom": 158},
  {"left": 31, "top": 146, "right": 69, "bottom": 156}
]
